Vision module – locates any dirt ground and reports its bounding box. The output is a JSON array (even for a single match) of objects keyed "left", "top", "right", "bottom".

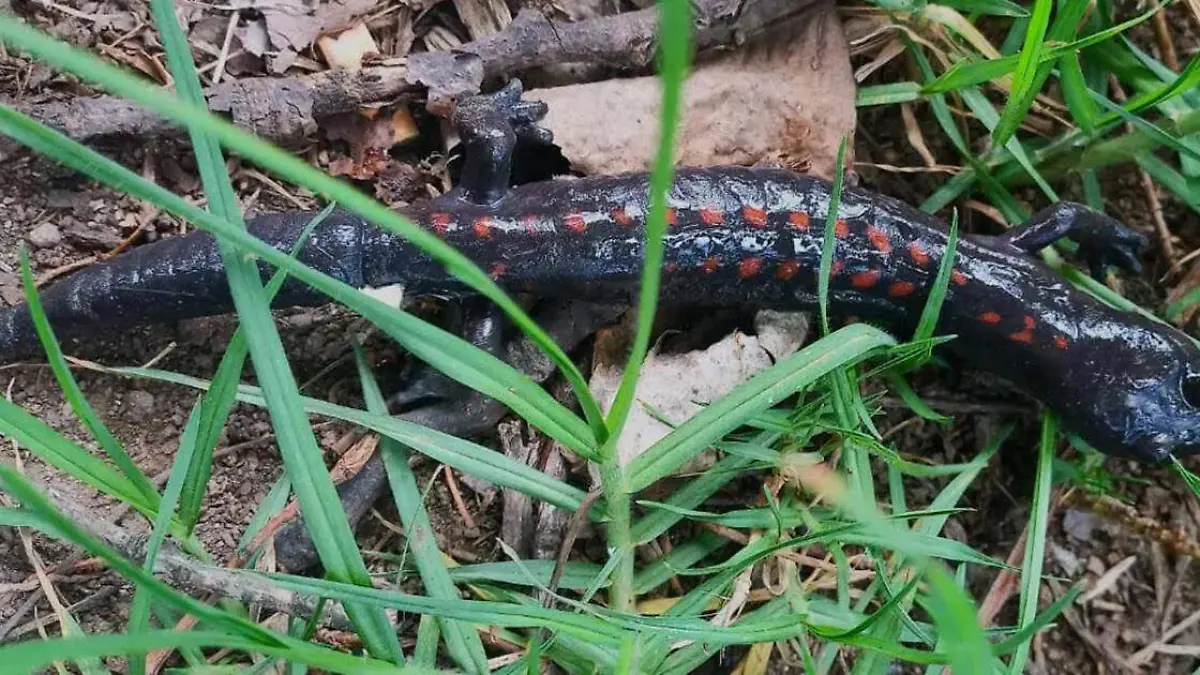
[{"left": 0, "top": 0, "right": 1198, "bottom": 673}]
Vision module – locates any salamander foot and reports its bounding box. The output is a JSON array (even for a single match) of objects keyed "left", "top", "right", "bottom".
[
  {"left": 1002, "top": 202, "right": 1149, "bottom": 280},
  {"left": 451, "top": 79, "right": 554, "bottom": 205}
]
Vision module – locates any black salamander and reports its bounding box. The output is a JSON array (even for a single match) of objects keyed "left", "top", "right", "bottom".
[{"left": 3, "top": 81, "right": 1200, "bottom": 463}]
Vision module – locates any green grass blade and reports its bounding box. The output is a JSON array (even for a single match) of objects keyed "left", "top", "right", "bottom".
[
  {"left": 352, "top": 346, "right": 488, "bottom": 671},
  {"left": 143, "top": 0, "right": 402, "bottom": 657},
  {"left": 1059, "top": 52, "right": 1099, "bottom": 133},
  {"left": 1007, "top": 413, "right": 1056, "bottom": 673},
  {"left": 921, "top": 8, "right": 1157, "bottom": 94},
  {"left": 857, "top": 83, "right": 923, "bottom": 107},
  {"left": 818, "top": 139, "right": 849, "bottom": 336},
  {"left": 958, "top": 87, "right": 1057, "bottom": 199},
  {"left": 0, "top": 104, "right": 596, "bottom": 459},
  {"left": 0, "top": 15, "right": 608, "bottom": 444},
  {"left": 0, "top": 462, "right": 408, "bottom": 670},
  {"left": 177, "top": 206, "right": 332, "bottom": 533},
  {"left": 104, "top": 365, "right": 593, "bottom": 514},
  {"left": 0, "top": 397, "right": 155, "bottom": 517},
  {"left": 17, "top": 250, "right": 158, "bottom": 505},
  {"left": 628, "top": 323, "right": 896, "bottom": 491},
  {"left": 595, "top": 0, "right": 691, "bottom": 613},
  {"left": 923, "top": 566, "right": 992, "bottom": 674},
  {"left": 992, "top": 0, "right": 1053, "bottom": 145},
  {"left": 128, "top": 398, "right": 204, "bottom": 675},
  {"left": 913, "top": 210, "right": 959, "bottom": 345}
]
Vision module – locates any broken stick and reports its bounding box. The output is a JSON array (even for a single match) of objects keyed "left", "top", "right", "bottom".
[{"left": 4, "top": 0, "right": 817, "bottom": 153}]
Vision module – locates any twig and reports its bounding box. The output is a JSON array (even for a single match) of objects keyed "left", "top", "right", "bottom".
[
  {"left": 6, "top": 0, "right": 819, "bottom": 152},
  {"left": 443, "top": 467, "right": 477, "bottom": 531},
  {"left": 26, "top": 482, "right": 364, "bottom": 632},
  {"left": 546, "top": 489, "right": 604, "bottom": 606},
  {"left": 1150, "top": 9, "right": 1180, "bottom": 71},
  {"left": 2, "top": 586, "right": 117, "bottom": 641}
]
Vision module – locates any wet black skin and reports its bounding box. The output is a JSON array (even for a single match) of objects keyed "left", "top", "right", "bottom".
[{"left": 2, "top": 81, "right": 1200, "bottom": 464}]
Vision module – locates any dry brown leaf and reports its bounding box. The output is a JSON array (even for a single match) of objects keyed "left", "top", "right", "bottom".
[
  {"left": 317, "top": 22, "right": 379, "bottom": 71},
  {"left": 453, "top": 0, "right": 512, "bottom": 40},
  {"left": 230, "top": 0, "right": 377, "bottom": 72},
  {"left": 589, "top": 311, "right": 810, "bottom": 470},
  {"left": 533, "top": 2, "right": 855, "bottom": 179},
  {"left": 324, "top": 106, "right": 418, "bottom": 179}
]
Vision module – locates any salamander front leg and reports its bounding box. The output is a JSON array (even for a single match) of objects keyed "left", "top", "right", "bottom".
[
  {"left": 451, "top": 79, "right": 554, "bottom": 205},
  {"left": 1000, "top": 202, "right": 1148, "bottom": 280}
]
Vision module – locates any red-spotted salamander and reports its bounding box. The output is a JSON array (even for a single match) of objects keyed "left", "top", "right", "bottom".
[{"left": 2, "top": 80, "right": 1198, "bottom": 463}]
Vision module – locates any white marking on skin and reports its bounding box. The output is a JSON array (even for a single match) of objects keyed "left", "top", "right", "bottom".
[
  {"left": 518, "top": 217, "right": 557, "bottom": 234},
  {"left": 738, "top": 233, "right": 772, "bottom": 253},
  {"left": 360, "top": 283, "right": 406, "bottom": 307}
]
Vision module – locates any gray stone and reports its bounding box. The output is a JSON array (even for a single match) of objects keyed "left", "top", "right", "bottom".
[{"left": 28, "top": 222, "right": 62, "bottom": 249}]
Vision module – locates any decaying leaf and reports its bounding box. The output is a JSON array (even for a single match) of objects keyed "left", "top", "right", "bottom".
[
  {"left": 317, "top": 22, "right": 379, "bottom": 71},
  {"left": 229, "top": 0, "right": 377, "bottom": 72},
  {"left": 453, "top": 0, "right": 512, "bottom": 40},
  {"left": 590, "top": 311, "right": 811, "bottom": 470},
  {"left": 533, "top": 3, "right": 855, "bottom": 179},
  {"left": 324, "top": 106, "right": 419, "bottom": 179}
]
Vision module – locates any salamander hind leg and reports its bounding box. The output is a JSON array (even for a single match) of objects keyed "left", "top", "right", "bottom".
[
  {"left": 451, "top": 79, "right": 554, "bottom": 206},
  {"left": 1001, "top": 202, "right": 1148, "bottom": 280},
  {"left": 387, "top": 299, "right": 505, "bottom": 411}
]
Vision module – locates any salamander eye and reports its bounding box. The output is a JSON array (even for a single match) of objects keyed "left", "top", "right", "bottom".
[{"left": 1181, "top": 374, "right": 1200, "bottom": 409}]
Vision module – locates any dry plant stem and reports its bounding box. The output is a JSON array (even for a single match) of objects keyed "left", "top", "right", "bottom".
[
  {"left": 1150, "top": 9, "right": 1179, "bottom": 71},
  {"left": 5, "top": 0, "right": 818, "bottom": 152},
  {"left": 1139, "top": 166, "right": 1176, "bottom": 262},
  {"left": 34, "top": 483, "right": 363, "bottom": 632}
]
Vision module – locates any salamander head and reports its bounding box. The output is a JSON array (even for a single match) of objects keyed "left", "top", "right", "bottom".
[{"left": 1093, "top": 327, "right": 1200, "bottom": 463}]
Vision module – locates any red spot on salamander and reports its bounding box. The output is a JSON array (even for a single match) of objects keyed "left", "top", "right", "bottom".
[
  {"left": 565, "top": 212, "right": 587, "bottom": 234},
  {"left": 789, "top": 212, "right": 810, "bottom": 231},
  {"left": 866, "top": 226, "right": 891, "bottom": 254},
  {"left": 700, "top": 208, "right": 724, "bottom": 226},
  {"left": 738, "top": 257, "right": 763, "bottom": 279},
  {"left": 1053, "top": 335, "right": 1069, "bottom": 349},
  {"left": 665, "top": 208, "right": 678, "bottom": 226},
  {"left": 430, "top": 212, "right": 451, "bottom": 237},
  {"left": 702, "top": 257, "right": 721, "bottom": 274},
  {"left": 521, "top": 214, "right": 540, "bottom": 234},
  {"left": 743, "top": 206, "right": 768, "bottom": 228},
  {"left": 664, "top": 262, "right": 679, "bottom": 273},
  {"left": 979, "top": 311, "right": 1002, "bottom": 324},
  {"left": 831, "top": 261, "right": 844, "bottom": 276},
  {"left": 908, "top": 242, "right": 931, "bottom": 267},
  {"left": 851, "top": 269, "right": 881, "bottom": 289},
  {"left": 951, "top": 269, "right": 969, "bottom": 285},
  {"left": 888, "top": 281, "right": 915, "bottom": 298},
  {"left": 612, "top": 207, "right": 633, "bottom": 226},
  {"left": 489, "top": 263, "right": 506, "bottom": 279},
  {"left": 473, "top": 216, "right": 493, "bottom": 239},
  {"left": 1008, "top": 315, "right": 1035, "bottom": 343},
  {"left": 776, "top": 259, "right": 801, "bottom": 280},
  {"left": 835, "top": 219, "right": 850, "bottom": 238}
]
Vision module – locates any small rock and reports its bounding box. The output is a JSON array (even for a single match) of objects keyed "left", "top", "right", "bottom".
[
  {"left": 126, "top": 390, "right": 156, "bottom": 417},
  {"left": 1063, "top": 508, "right": 1100, "bottom": 541},
  {"left": 1050, "top": 542, "right": 1081, "bottom": 576},
  {"left": 0, "top": 272, "right": 21, "bottom": 307},
  {"left": 28, "top": 222, "right": 61, "bottom": 249},
  {"left": 64, "top": 222, "right": 122, "bottom": 251}
]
